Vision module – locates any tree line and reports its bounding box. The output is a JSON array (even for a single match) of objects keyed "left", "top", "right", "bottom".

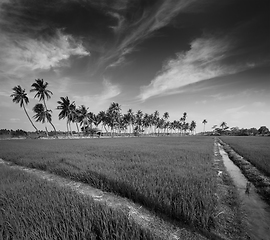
[
  {"left": 10, "top": 79, "right": 269, "bottom": 138},
  {"left": 10, "top": 79, "right": 198, "bottom": 137}
]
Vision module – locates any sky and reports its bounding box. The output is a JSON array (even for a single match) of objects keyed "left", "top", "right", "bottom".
[{"left": 0, "top": 0, "right": 269, "bottom": 132}]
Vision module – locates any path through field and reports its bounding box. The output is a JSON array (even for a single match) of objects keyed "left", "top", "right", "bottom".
[{"left": 0, "top": 158, "right": 208, "bottom": 240}]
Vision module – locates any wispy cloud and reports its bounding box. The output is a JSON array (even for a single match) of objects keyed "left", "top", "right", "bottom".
[
  {"left": 100, "top": 0, "right": 198, "bottom": 69},
  {"left": 0, "top": 29, "right": 89, "bottom": 77},
  {"left": 138, "top": 35, "right": 249, "bottom": 101}
]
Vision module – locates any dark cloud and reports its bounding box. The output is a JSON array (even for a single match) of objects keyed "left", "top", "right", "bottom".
[{"left": 0, "top": 0, "right": 198, "bottom": 74}]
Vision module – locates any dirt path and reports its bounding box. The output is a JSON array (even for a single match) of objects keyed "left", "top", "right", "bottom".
[{"left": 0, "top": 158, "right": 208, "bottom": 240}]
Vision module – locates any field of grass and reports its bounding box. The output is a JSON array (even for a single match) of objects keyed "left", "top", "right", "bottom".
[
  {"left": 220, "top": 136, "right": 270, "bottom": 177},
  {"left": 0, "top": 136, "right": 216, "bottom": 230},
  {"left": 0, "top": 164, "right": 156, "bottom": 240}
]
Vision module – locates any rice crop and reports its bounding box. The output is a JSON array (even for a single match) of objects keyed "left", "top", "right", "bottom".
[
  {"left": 220, "top": 136, "right": 270, "bottom": 177},
  {"left": 0, "top": 164, "right": 157, "bottom": 240},
  {"left": 0, "top": 136, "right": 217, "bottom": 230}
]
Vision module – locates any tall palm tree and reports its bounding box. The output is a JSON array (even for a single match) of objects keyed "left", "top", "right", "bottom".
[
  {"left": 153, "top": 110, "right": 159, "bottom": 134},
  {"left": 33, "top": 103, "right": 52, "bottom": 137},
  {"left": 163, "top": 112, "right": 169, "bottom": 134},
  {"left": 126, "top": 109, "right": 135, "bottom": 135},
  {"left": 56, "top": 96, "right": 74, "bottom": 135},
  {"left": 11, "top": 85, "right": 39, "bottom": 132},
  {"left": 190, "top": 120, "right": 196, "bottom": 135},
  {"left": 135, "top": 110, "right": 143, "bottom": 135},
  {"left": 202, "top": 119, "right": 207, "bottom": 134},
  {"left": 30, "top": 79, "right": 57, "bottom": 134},
  {"left": 106, "top": 102, "right": 121, "bottom": 137},
  {"left": 77, "top": 105, "right": 90, "bottom": 134},
  {"left": 98, "top": 111, "right": 108, "bottom": 133}
]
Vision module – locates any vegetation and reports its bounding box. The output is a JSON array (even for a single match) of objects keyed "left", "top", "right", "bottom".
[
  {"left": 0, "top": 164, "right": 156, "bottom": 240},
  {"left": 0, "top": 137, "right": 217, "bottom": 230},
  {"left": 10, "top": 85, "right": 38, "bottom": 132},
  {"left": 30, "top": 79, "right": 57, "bottom": 135},
  {"left": 220, "top": 136, "right": 270, "bottom": 177}
]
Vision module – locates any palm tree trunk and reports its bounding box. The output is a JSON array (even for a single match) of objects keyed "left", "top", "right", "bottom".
[
  {"left": 22, "top": 103, "right": 39, "bottom": 132},
  {"left": 66, "top": 120, "right": 69, "bottom": 136},
  {"left": 75, "top": 122, "right": 80, "bottom": 136},
  {"left": 44, "top": 120, "right": 49, "bottom": 137},
  {"left": 69, "top": 121, "right": 73, "bottom": 136},
  {"left": 43, "top": 99, "right": 57, "bottom": 135}
]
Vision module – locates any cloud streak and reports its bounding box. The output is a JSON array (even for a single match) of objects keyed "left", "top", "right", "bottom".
[
  {"left": 138, "top": 35, "right": 251, "bottom": 101},
  {"left": 98, "top": 0, "right": 198, "bottom": 69},
  {"left": 0, "top": 29, "right": 89, "bottom": 78}
]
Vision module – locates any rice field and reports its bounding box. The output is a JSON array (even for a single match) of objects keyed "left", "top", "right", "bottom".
[
  {"left": 0, "top": 136, "right": 216, "bottom": 231},
  {"left": 0, "top": 164, "right": 156, "bottom": 240},
  {"left": 220, "top": 136, "right": 270, "bottom": 177}
]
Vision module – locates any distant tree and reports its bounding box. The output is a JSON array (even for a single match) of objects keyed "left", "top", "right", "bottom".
[
  {"left": 10, "top": 85, "right": 39, "bottom": 132},
  {"left": 248, "top": 127, "right": 258, "bottom": 136},
  {"left": 30, "top": 79, "right": 57, "bottom": 135},
  {"left": 202, "top": 119, "right": 207, "bottom": 133},
  {"left": 106, "top": 102, "right": 121, "bottom": 137},
  {"left": 190, "top": 120, "right": 196, "bottom": 135},
  {"left": 258, "top": 126, "right": 269, "bottom": 135},
  {"left": 126, "top": 109, "right": 135, "bottom": 135},
  {"left": 77, "top": 105, "right": 90, "bottom": 134},
  {"left": 220, "top": 122, "right": 228, "bottom": 130}
]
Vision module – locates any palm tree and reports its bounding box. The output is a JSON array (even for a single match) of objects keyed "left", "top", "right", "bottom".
[
  {"left": 11, "top": 85, "right": 39, "bottom": 132},
  {"left": 98, "top": 111, "right": 108, "bottom": 133},
  {"left": 30, "top": 79, "right": 57, "bottom": 135},
  {"left": 126, "top": 109, "right": 135, "bottom": 135},
  {"left": 202, "top": 119, "right": 207, "bottom": 134},
  {"left": 190, "top": 120, "right": 196, "bottom": 135},
  {"left": 33, "top": 103, "right": 52, "bottom": 137},
  {"left": 220, "top": 122, "right": 228, "bottom": 130},
  {"left": 106, "top": 102, "right": 121, "bottom": 137},
  {"left": 163, "top": 112, "right": 169, "bottom": 134},
  {"left": 153, "top": 110, "right": 159, "bottom": 134},
  {"left": 77, "top": 105, "right": 90, "bottom": 135},
  {"left": 56, "top": 96, "right": 74, "bottom": 135},
  {"left": 135, "top": 110, "right": 143, "bottom": 135}
]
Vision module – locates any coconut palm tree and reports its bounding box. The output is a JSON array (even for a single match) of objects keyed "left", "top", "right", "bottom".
[
  {"left": 30, "top": 79, "right": 57, "bottom": 135},
  {"left": 33, "top": 103, "right": 52, "bottom": 137},
  {"left": 135, "top": 110, "right": 143, "bottom": 135},
  {"left": 106, "top": 102, "right": 121, "bottom": 137},
  {"left": 56, "top": 96, "right": 74, "bottom": 135},
  {"left": 126, "top": 109, "right": 135, "bottom": 135},
  {"left": 163, "top": 112, "right": 169, "bottom": 134},
  {"left": 153, "top": 110, "right": 159, "bottom": 134},
  {"left": 220, "top": 122, "right": 228, "bottom": 130},
  {"left": 11, "top": 85, "right": 39, "bottom": 132},
  {"left": 77, "top": 105, "right": 90, "bottom": 134},
  {"left": 202, "top": 119, "right": 207, "bottom": 134},
  {"left": 97, "top": 110, "right": 108, "bottom": 133},
  {"left": 190, "top": 120, "right": 196, "bottom": 135}
]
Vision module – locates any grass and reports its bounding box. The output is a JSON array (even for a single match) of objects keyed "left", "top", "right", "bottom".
[
  {"left": 220, "top": 136, "right": 270, "bottom": 177},
  {"left": 0, "top": 164, "right": 157, "bottom": 240},
  {"left": 0, "top": 136, "right": 217, "bottom": 230}
]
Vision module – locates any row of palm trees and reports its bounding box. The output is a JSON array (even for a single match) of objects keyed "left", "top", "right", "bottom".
[{"left": 11, "top": 79, "right": 208, "bottom": 137}]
